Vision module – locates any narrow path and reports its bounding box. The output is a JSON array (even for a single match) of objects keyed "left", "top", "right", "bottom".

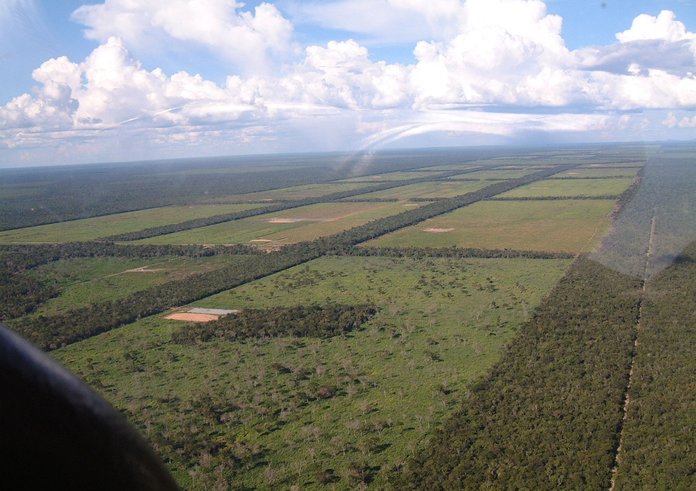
[{"left": 609, "top": 211, "right": 656, "bottom": 490}]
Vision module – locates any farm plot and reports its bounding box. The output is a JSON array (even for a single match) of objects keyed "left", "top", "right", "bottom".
[
  {"left": 54, "top": 255, "right": 571, "bottom": 489},
  {"left": 449, "top": 168, "right": 539, "bottom": 180},
  {"left": 343, "top": 180, "right": 491, "bottom": 200},
  {"left": 334, "top": 170, "right": 448, "bottom": 183},
  {"left": 498, "top": 178, "right": 633, "bottom": 198},
  {"left": 0, "top": 204, "right": 263, "bottom": 244},
  {"left": 204, "top": 182, "right": 373, "bottom": 202},
  {"left": 139, "top": 201, "right": 421, "bottom": 247},
  {"left": 554, "top": 167, "right": 640, "bottom": 178},
  {"left": 21, "top": 255, "right": 245, "bottom": 317},
  {"left": 366, "top": 200, "right": 615, "bottom": 253}
]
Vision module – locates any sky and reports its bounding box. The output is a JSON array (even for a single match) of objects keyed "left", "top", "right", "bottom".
[{"left": 0, "top": 0, "right": 695, "bottom": 167}]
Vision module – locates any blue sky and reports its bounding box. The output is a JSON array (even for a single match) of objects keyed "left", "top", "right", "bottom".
[{"left": 0, "top": 0, "right": 695, "bottom": 166}]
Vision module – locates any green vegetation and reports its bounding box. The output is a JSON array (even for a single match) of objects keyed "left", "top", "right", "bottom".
[
  {"left": 450, "top": 169, "right": 536, "bottom": 180},
  {"left": 335, "top": 170, "right": 448, "bottom": 182},
  {"left": 54, "top": 255, "right": 571, "bottom": 489},
  {"left": 498, "top": 178, "right": 633, "bottom": 198},
  {"left": 0, "top": 204, "right": 263, "bottom": 244},
  {"left": 554, "top": 167, "right": 640, "bottom": 178},
  {"left": 208, "top": 182, "right": 372, "bottom": 201},
  {"left": 24, "top": 256, "right": 238, "bottom": 317},
  {"left": 173, "top": 304, "right": 377, "bottom": 343},
  {"left": 613, "top": 242, "right": 696, "bottom": 490},
  {"left": 366, "top": 200, "right": 615, "bottom": 253},
  {"left": 395, "top": 258, "right": 642, "bottom": 490},
  {"left": 340, "top": 180, "right": 490, "bottom": 200},
  {"left": 140, "top": 201, "right": 421, "bottom": 246}
]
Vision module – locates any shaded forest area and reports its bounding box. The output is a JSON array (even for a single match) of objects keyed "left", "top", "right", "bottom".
[{"left": 172, "top": 304, "right": 377, "bottom": 343}]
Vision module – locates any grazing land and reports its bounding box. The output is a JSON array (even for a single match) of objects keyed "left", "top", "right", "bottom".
[
  {"left": 335, "top": 170, "right": 449, "bottom": 182},
  {"left": 554, "top": 167, "right": 640, "bottom": 178},
  {"left": 448, "top": 169, "right": 536, "bottom": 180},
  {"left": 139, "top": 201, "right": 423, "bottom": 247},
  {"left": 53, "top": 255, "right": 571, "bottom": 489},
  {"left": 497, "top": 178, "right": 633, "bottom": 198},
  {"left": 366, "top": 200, "right": 615, "bottom": 253},
  {"left": 206, "top": 182, "right": 373, "bottom": 202},
  {"left": 0, "top": 204, "right": 263, "bottom": 243},
  {"left": 22, "top": 256, "right": 241, "bottom": 317},
  {"left": 341, "top": 180, "right": 490, "bottom": 200}
]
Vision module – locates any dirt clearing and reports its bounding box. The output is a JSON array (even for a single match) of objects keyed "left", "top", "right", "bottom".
[
  {"left": 165, "top": 312, "right": 220, "bottom": 322},
  {"left": 424, "top": 228, "right": 455, "bottom": 233}
]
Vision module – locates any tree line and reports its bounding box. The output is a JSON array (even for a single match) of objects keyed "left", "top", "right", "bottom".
[
  {"left": 338, "top": 245, "right": 575, "bottom": 260},
  {"left": 172, "top": 304, "right": 377, "bottom": 344}
]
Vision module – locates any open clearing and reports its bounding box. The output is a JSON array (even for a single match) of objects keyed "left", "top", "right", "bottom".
[
  {"left": 164, "top": 312, "right": 220, "bottom": 322},
  {"left": 449, "top": 169, "right": 538, "bottom": 180},
  {"left": 22, "top": 255, "right": 250, "bottom": 317},
  {"left": 204, "top": 182, "right": 373, "bottom": 202},
  {"left": 0, "top": 203, "right": 264, "bottom": 243},
  {"left": 555, "top": 167, "right": 640, "bottom": 178},
  {"left": 334, "top": 170, "right": 448, "bottom": 182},
  {"left": 342, "top": 180, "right": 490, "bottom": 200},
  {"left": 54, "top": 255, "right": 571, "bottom": 489},
  {"left": 366, "top": 200, "right": 615, "bottom": 253},
  {"left": 498, "top": 178, "right": 633, "bottom": 198},
  {"left": 139, "top": 201, "right": 421, "bottom": 246}
]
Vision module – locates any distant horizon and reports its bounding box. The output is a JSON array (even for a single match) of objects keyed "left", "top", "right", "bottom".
[{"left": 0, "top": 139, "right": 684, "bottom": 171}]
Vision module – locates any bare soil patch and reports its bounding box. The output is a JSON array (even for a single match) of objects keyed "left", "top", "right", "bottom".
[
  {"left": 423, "top": 227, "right": 455, "bottom": 233},
  {"left": 165, "top": 312, "right": 220, "bottom": 323}
]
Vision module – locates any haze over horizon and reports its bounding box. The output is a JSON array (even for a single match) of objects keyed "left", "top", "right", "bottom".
[{"left": 1, "top": 0, "right": 695, "bottom": 167}]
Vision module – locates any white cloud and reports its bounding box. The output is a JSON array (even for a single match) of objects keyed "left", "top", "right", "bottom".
[
  {"left": 616, "top": 10, "right": 696, "bottom": 43},
  {"left": 2, "top": 2, "right": 696, "bottom": 163},
  {"left": 72, "top": 0, "right": 294, "bottom": 73}
]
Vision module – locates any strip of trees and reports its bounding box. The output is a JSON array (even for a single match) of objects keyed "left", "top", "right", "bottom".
[
  {"left": 393, "top": 257, "right": 643, "bottom": 490},
  {"left": 172, "top": 304, "right": 377, "bottom": 344},
  {"left": 613, "top": 242, "right": 696, "bottom": 490}
]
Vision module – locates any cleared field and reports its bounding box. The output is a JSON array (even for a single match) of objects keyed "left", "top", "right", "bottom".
[
  {"left": 498, "top": 178, "right": 633, "bottom": 198},
  {"left": 343, "top": 180, "right": 490, "bottom": 200},
  {"left": 555, "top": 167, "right": 640, "bottom": 178},
  {"left": 139, "top": 201, "right": 421, "bottom": 247},
  {"left": 54, "top": 255, "right": 571, "bottom": 489},
  {"left": 205, "top": 182, "right": 373, "bottom": 202},
  {"left": 366, "top": 200, "right": 615, "bottom": 253},
  {"left": 582, "top": 162, "right": 644, "bottom": 168},
  {"left": 23, "top": 255, "right": 244, "bottom": 317},
  {"left": 0, "top": 204, "right": 263, "bottom": 243},
  {"left": 449, "top": 169, "right": 538, "bottom": 180},
  {"left": 334, "top": 170, "right": 447, "bottom": 182},
  {"left": 415, "top": 164, "right": 481, "bottom": 171}
]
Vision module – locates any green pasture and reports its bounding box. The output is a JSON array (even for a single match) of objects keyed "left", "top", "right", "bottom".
[
  {"left": 54, "top": 255, "right": 571, "bottom": 489},
  {"left": 498, "top": 178, "right": 633, "bottom": 198},
  {"left": 0, "top": 204, "right": 263, "bottom": 243},
  {"left": 365, "top": 200, "right": 615, "bottom": 253}
]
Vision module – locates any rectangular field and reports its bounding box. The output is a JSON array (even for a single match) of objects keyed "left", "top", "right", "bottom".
[
  {"left": 205, "top": 182, "right": 373, "bottom": 202},
  {"left": 555, "top": 167, "right": 640, "bottom": 178},
  {"left": 498, "top": 178, "right": 633, "bottom": 198},
  {"left": 334, "top": 170, "right": 448, "bottom": 183},
  {"left": 22, "top": 255, "right": 247, "bottom": 317},
  {"left": 365, "top": 200, "right": 615, "bottom": 253},
  {"left": 342, "top": 180, "right": 491, "bottom": 200},
  {"left": 54, "top": 255, "right": 571, "bottom": 489},
  {"left": 0, "top": 204, "right": 264, "bottom": 243},
  {"left": 449, "top": 169, "right": 538, "bottom": 180},
  {"left": 139, "top": 201, "right": 421, "bottom": 247}
]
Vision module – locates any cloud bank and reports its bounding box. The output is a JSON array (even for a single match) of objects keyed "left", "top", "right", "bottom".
[{"left": 1, "top": 0, "right": 695, "bottom": 164}]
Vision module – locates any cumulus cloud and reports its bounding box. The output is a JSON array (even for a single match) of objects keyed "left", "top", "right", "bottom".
[
  {"left": 72, "top": 0, "right": 294, "bottom": 73},
  {"left": 2, "top": 1, "right": 696, "bottom": 162}
]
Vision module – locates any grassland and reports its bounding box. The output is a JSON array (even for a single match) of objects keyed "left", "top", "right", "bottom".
[
  {"left": 342, "top": 180, "right": 490, "bottom": 200},
  {"left": 366, "top": 200, "right": 615, "bottom": 253},
  {"left": 498, "top": 178, "right": 633, "bottom": 198},
  {"left": 335, "top": 171, "right": 447, "bottom": 182},
  {"left": 0, "top": 204, "right": 263, "bottom": 243},
  {"left": 24, "top": 255, "right": 244, "bottom": 317},
  {"left": 448, "top": 169, "right": 537, "bottom": 180},
  {"left": 555, "top": 167, "right": 640, "bottom": 178},
  {"left": 53, "top": 255, "right": 571, "bottom": 489},
  {"left": 205, "top": 183, "right": 373, "bottom": 202},
  {"left": 139, "top": 201, "right": 422, "bottom": 247}
]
